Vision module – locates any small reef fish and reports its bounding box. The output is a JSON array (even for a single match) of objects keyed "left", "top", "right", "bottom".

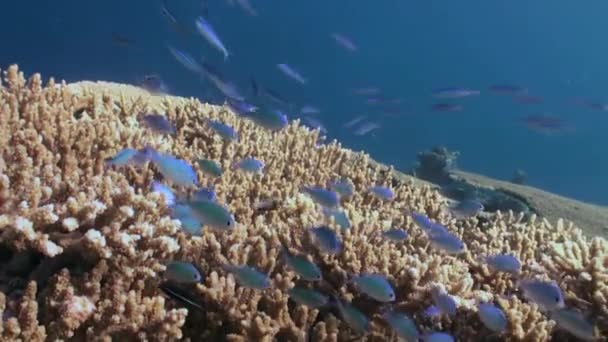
[
  {"left": 518, "top": 279, "right": 564, "bottom": 311},
  {"left": 140, "top": 74, "right": 169, "bottom": 94},
  {"left": 240, "top": 109, "right": 288, "bottom": 131},
  {"left": 287, "top": 287, "right": 328, "bottom": 308},
  {"left": 300, "top": 105, "right": 320, "bottom": 115},
  {"left": 159, "top": 282, "right": 203, "bottom": 310},
  {"left": 171, "top": 204, "right": 202, "bottom": 236},
  {"left": 430, "top": 289, "right": 457, "bottom": 316},
  {"left": 310, "top": 226, "right": 342, "bottom": 254},
  {"left": 235, "top": 0, "right": 257, "bottom": 16},
  {"left": 195, "top": 17, "right": 230, "bottom": 60},
  {"left": 207, "top": 119, "right": 238, "bottom": 141},
  {"left": 521, "top": 114, "right": 571, "bottom": 135},
  {"left": 223, "top": 264, "right": 271, "bottom": 289},
  {"left": 428, "top": 232, "right": 465, "bottom": 255},
  {"left": 164, "top": 262, "right": 202, "bottom": 284},
  {"left": 332, "top": 296, "right": 370, "bottom": 335},
  {"left": 383, "top": 311, "right": 420, "bottom": 342},
  {"left": 200, "top": 62, "right": 245, "bottom": 101},
  {"left": 449, "top": 199, "right": 484, "bottom": 218},
  {"left": 550, "top": 308, "right": 596, "bottom": 341},
  {"left": 104, "top": 148, "right": 139, "bottom": 168},
  {"left": 322, "top": 207, "right": 350, "bottom": 230},
  {"left": 141, "top": 114, "right": 176, "bottom": 135},
  {"left": 422, "top": 332, "right": 454, "bottom": 342},
  {"left": 277, "top": 63, "right": 307, "bottom": 85},
  {"left": 351, "top": 274, "right": 396, "bottom": 302},
  {"left": 368, "top": 185, "right": 394, "bottom": 201},
  {"left": 478, "top": 303, "right": 507, "bottom": 333},
  {"left": 167, "top": 46, "right": 202, "bottom": 73},
  {"left": 426, "top": 222, "right": 450, "bottom": 237},
  {"left": 227, "top": 98, "right": 258, "bottom": 114},
  {"left": 301, "top": 186, "right": 340, "bottom": 208},
  {"left": 328, "top": 178, "right": 354, "bottom": 199},
  {"left": 180, "top": 199, "right": 235, "bottom": 231},
  {"left": 485, "top": 254, "right": 521, "bottom": 274},
  {"left": 343, "top": 115, "right": 366, "bottom": 128},
  {"left": 433, "top": 87, "right": 480, "bottom": 98},
  {"left": 197, "top": 158, "right": 224, "bottom": 178},
  {"left": 381, "top": 228, "right": 408, "bottom": 242},
  {"left": 232, "top": 157, "right": 264, "bottom": 174},
  {"left": 150, "top": 151, "right": 198, "bottom": 187},
  {"left": 192, "top": 187, "right": 217, "bottom": 202},
  {"left": 302, "top": 116, "right": 327, "bottom": 135},
  {"left": 151, "top": 181, "right": 176, "bottom": 206},
  {"left": 281, "top": 247, "right": 322, "bottom": 281},
  {"left": 409, "top": 211, "right": 432, "bottom": 230},
  {"left": 432, "top": 103, "right": 463, "bottom": 112},
  {"left": 353, "top": 121, "right": 380, "bottom": 136},
  {"left": 331, "top": 33, "right": 358, "bottom": 52}
]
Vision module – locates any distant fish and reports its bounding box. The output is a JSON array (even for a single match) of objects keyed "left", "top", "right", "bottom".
[
  {"left": 422, "top": 332, "right": 454, "bottom": 342},
  {"left": 433, "top": 87, "right": 480, "bottom": 98},
  {"left": 331, "top": 33, "right": 358, "bottom": 52},
  {"left": 521, "top": 114, "right": 571, "bottom": 134},
  {"left": 300, "top": 105, "right": 321, "bottom": 115},
  {"left": 195, "top": 17, "right": 230, "bottom": 60},
  {"left": 151, "top": 181, "right": 176, "bottom": 206},
  {"left": 431, "top": 289, "right": 457, "bottom": 316},
  {"left": 281, "top": 248, "right": 322, "bottom": 281},
  {"left": 485, "top": 254, "right": 521, "bottom": 274},
  {"left": 197, "top": 159, "right": 224, "bottom": 178},
  {"left": 141, "top": 114, "right": 176, "bottom": 135},
  {"left": 550, "top": 308, "right": 596, "bottom": 341},
  {"left": 310, "top": 226, "right": 342, "bottom": 254},
  {"left": 223, "top": 264, "right": 271, "bottom": 289},
  {"left": 207, "top": 119, "right": 238, "bottom": 141},
  {"left": 381, "top": 228, "right": 408, "bottom": 242},
  {"left": 104, "top": 148, "right": 139, "bottom": 168},
  {"left": 232, "top": 157, "right": 264, "bottom": 174},
  {"left": 200, "top": 62, "right": 244, "bottom": 101},
  {"left": 368, "top": 185, "right": 394, "bottom": 201},
  {"left": 332, "top": 296, "right": 370, "bottom": 335},
  {"left": 302, "top": 116, "right": 327, "bottom": 135},
  {"left": 301, "top": 186, "right": 340, "bottom": 208},
  {"left": 428, "top": 232, "right": 465, "bottom": 255},
  {"left": 328, "top": 178, "right": 354, "bottom": 199},
  {"left": 351, "top": 274, "right": 396, "bottom": 302},
  {"left": 227, "top": 99, "right": 258, "bottom": 114},
  {"left": 287, "top": 287, "right": 329, "bottom": 308},
  {"left": 432, "top": 103, "right": 463, "bottom": 112},
  {"left": 488, "top": 84, "right": 526, "bottom": 95},
  {"left": 518, "top": 279, "right": 564, "bottom": 311},
  {"left": 570, "top": 97, "right": 608, "bottom": 112},
  {"left": 150, "top": 152, "right": 198, "bottom": 187},
  {"left": 235, "top": 0, "right": 257, "bottom": 16},
  {"left": 449, "top": 199, "right": 484, "bottom": 218},
  {"left": 322, "top": 207, "right": 351, "bottom": 230},
  {"left": 167, "top": 46, "right": 202, "bottom": 73},
  {"left": 111, "top": 32, "right": 135, "bottom": 47},
  {"left": 353, "top": 121, "right": 380, "bottom": 136},
  {"left": 140, "top": 74, "right": 169, "bottom": 94},
  {"left": 277, "top": 63, "right": 307, "bottom": 85},
  {"left": 478, "top": 303, "right": 507, "bottom": 333},
  {"left": 383, "top": 311, "right": 419, "bottom": 342},
  {"left": 240, "top": 109, "right": 288, "bottom": 131},
  {"left": 164, "top": 262, "right": 202, "bottom": 284},
  {"left": 343, "top": 115, "right": 366, "bottom": 128}
]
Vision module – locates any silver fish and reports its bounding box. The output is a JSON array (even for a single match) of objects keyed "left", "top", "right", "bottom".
[{"left": 195, "top": 17, "right": 230, "bottom": 59}]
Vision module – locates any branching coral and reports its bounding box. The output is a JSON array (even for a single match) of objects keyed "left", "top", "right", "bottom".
[{"left": 0, "top": 65, "right": 606, "bottom": 341}]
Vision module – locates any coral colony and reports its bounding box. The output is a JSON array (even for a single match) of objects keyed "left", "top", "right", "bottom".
[{"left": 0, "top": 65, "right": 604, "bottom": 341}]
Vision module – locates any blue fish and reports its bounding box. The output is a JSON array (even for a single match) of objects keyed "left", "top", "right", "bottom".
[
  {"left": 351, "top": 274, "right": 396, "bottom": 302},
  {"left": 428, "top": 232, "right": 465, "bottom": 255},
  {"left": 485, "top": 254, "right": 521, "bottom": 274},
  {"left": 167, "top": 46, "right": 202, "bottom": 73},
  {"left": 449, "top": 199, "right": 484, "bottom": 218},
  {"left": 181, "top": 199, "right": 235, "bottom": 231},
  {"left": 383, "top": 311, "right": 419, "bottom": 342},
  {"left": 281, "top": 247, "right": 322, "bottom": 281},
  {"left": 150, "top": 152, "right": 198, "bottom": 187},
  {"left": 192, "top": 187, "right": 216, "bottom": 202},
  {"left": 550, "top": 308, "right": 596, "bottom": 341},
  {"left": 302, "top": 116, "right": 327, "bottom": 135},
  {"left": 287, "top": 287, "right": 328, "bottom": 308},
  {"left": 240, "top": 109, "right": 289, "bottom": 131},
  {"left": 151, "top": 181, "right": 176, "bottom": 206},
  {"left": 105, "top": 148, "right": 139, "bottom": 168},
  {"left": 332, "top": 296, "right": 370, "bottom": 335},
  {"left": 409, "top": 211, "right": 432, "bottom": 230},
  {"left": 478, "top": 303, "right": 507, "bottom": 333},
  {"left": 422, "top": 332, "right": 454, "bottom": 342},
  {"left": 171, "top": 204, "right": 202, "bottom": 236},
  {"left": 165, "top": 262, "right": 202, "bottom": 284},
  {"left": 195, "top": 17, "right": 229, "bottom": 59},
  {"left": 227, "top": 99, "right": 258, "bottom": 114},
  {"left": 200, "top": 62, "right": 244, "bottom": 101},
  {"left": 381, "top": 228, "right": 408, "bottom": 242},
  {"left": 301, "top": 186, "right": 340, "bottom": 209},
  {"left": 141, "top": 114, "right": 176, "bottom": 135},
  {"left": 223, "top": 264, "right": 270, "bottom": 289},
  {"left": 310, "top": 226, "right": 342, "bottom": 254},
  {"left": 433, "top": 87, "right": 480, "bottom": 98},
  {"left": 368, "top": 185, "right": 394, "bottom": 200},
  {"left": 232, "top": 157, "right": 264, "bottom": 174},
  {"left": 431, "top": 290, "right": 457, "bottom": 316},
  {"left": 518, "top": 279, "right": 564, "bottom": 311},
  {"left": 300, "top": 105, "right": 321, "bottom": 115},
  {"left": 322, "top": 207, "right": 351, "bottom": 229},
  {"left": 207, "top": 119, "right": 238, "bottom": 141},
  {"left": 277, "top": 63, "right": 307, "bottom": 85},
  {"left": 197, "top": 158, "right": 223, "bottom": 178},
  {"left": 328, "top": 178, "right": 354, "bottom": 199}
]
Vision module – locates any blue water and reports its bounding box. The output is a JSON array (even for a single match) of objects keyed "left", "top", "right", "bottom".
[{"left": 2, "top": 1, "right": 607, "bottom": 204}]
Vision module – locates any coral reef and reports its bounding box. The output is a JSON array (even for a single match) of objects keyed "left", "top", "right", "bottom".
[{"left": 0, "top": 65, "right": 606, "bottom": 341}]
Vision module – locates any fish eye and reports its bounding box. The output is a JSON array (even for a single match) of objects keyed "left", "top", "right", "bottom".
[
  {"left": 227, "top": 220, "right": 232, "bottom": 226},
  {"left": 554, "top": 296, "right": 561, "bottom": 302}
]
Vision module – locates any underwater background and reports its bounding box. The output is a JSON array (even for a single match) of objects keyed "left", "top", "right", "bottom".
[{"left": 2, "top": 0, "right": 607, "bottom": 205}]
